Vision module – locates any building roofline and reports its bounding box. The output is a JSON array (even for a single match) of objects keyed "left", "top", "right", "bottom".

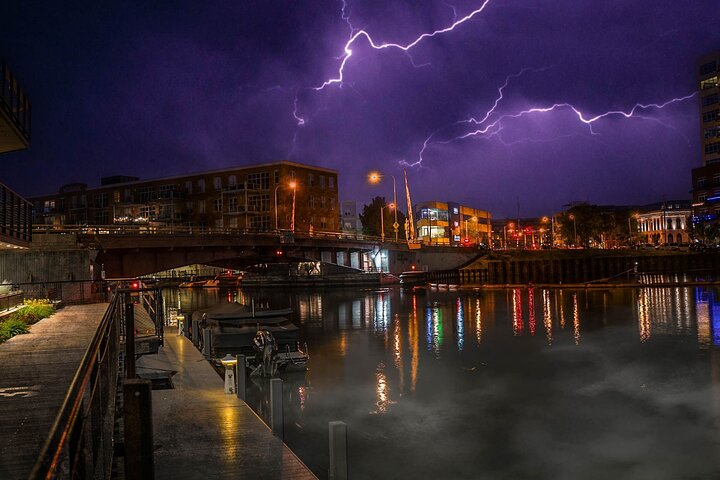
[{"left": 30, "top": 160, "right": 339, "bottom": 198}]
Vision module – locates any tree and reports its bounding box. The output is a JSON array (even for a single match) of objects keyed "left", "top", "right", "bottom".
[{"left": 359, "top": 196, "right": 407, "bottom": 240}]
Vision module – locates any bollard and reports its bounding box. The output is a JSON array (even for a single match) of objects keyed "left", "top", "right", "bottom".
[
  {"left": 236, "top": 354, "right": 246, "bottom": 401},
  {"left": 125, "top": 302, "right": 136, "bottom": 379},
  {"left": 124, "top": 379, "right": 154, "bottom": 479},
  {"left": 177, "top": 317, "right": 183, "bottom": 336},
  {"left": 191, "top": 319, "right": 199, "bottom": 346},
  {"left": 270, "top": 378, "right": 283, "bottom": 439},
  {"left": 328, "top": 421, "right": 348, "bottom": 480},
  {"left": 202, "top": 327, "right": 211, "bottom": 357}
]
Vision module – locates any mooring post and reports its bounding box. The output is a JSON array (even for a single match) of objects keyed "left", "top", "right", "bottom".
[
  {"left": 202, "top": 327, "right": 211, "bottom": 357},
  {"left": 328, "top": 421, "right": 348, "bottom": 480},
  {"left": 125, "top": 300, "right": 136, "bottom": 379},
  {"left": 270, "top": 378, "right": 283, "bottom": 439},
  {"left": 236, "top": 354, "right": 246, "bottom": 401},
  {"left": 124, "top": 379, "right": 154, "bottom": 479},
  {"left": 191, "top": 319, "right": 199, "bottom": 345}
]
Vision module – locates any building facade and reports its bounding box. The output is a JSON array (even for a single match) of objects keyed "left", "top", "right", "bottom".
[
  {"left": 636, "top": 201, "right": 691, "bottom": 245},
  {"left": 692, "top": 52, "right": 720, "bottom": 218},
  {"left": 340, "top": 200, "right": 362, "bottom": 234},
  {"left": 32, "top": 161, "right": 339, "bottom": 233},
  {"left": 414, "top": 201, "right": 491, "bottom": 246}
]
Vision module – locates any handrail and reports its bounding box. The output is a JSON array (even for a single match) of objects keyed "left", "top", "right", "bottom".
[{"left": 29, "top": 293, "right": 122, "bottom": 479}]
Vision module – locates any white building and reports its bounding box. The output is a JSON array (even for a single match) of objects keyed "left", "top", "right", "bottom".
[{"left": 636, "top": 201, "right": 692, "bottom": 245}]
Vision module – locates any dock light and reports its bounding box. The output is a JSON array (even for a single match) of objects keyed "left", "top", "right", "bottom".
[
  {"left": 220, "top": 354, "right": 237, "bottom": 394},
  {"left": 276, "top": 249, "right": 283, "bottom": 256}
]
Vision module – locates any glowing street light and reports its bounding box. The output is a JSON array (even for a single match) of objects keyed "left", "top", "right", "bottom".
[
  {"left": 369, "top": 171, "right": 398, "bottom": 242},
  {"left": 568, "top": 214, "right": 577, "bottom": 246},
  {"left": 274, "top": 181, "right": 297, "bottom": 231},
  {"left": 380, "top": 203, "right": 395, "bottom": 242},
  {"left": 289, "top": 180, "right": 297, "bottom": 232}
]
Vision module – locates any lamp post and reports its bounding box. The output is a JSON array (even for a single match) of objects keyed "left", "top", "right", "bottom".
[
  {"left": 380, "top": 203, "right": 395, "bottom": 242},
  {"left": 220, "top": 354, "right": 237, "bottom": 394},
  {"left": 289, "top": 180, "right": 297, "bottom": 232},
  {"left": 369, "top": 171, "right": 398, "bottom": 242},
  {"left": 274, "top": 185, "right": 281, "bottom": 231},
  {"left": 568, "top": 214, "right": 577, "bottom": 247}
]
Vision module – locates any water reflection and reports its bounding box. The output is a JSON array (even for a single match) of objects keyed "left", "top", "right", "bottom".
[
  {"left": 372, "top": 362, "right": 392, "bottom": 414},
  {"left": 456, "top": 297, "right": 464, "bottom": 352},
  {"left": 543, "top": 289, "right": 553, "bottom": 346},
  {"left": 512, "top": 289, "right": 523, "bottom": 336},
  {"left": 426, "top": 303, "right": 443, "bottom": 357},
  {"left": 475, "top": 297, "right": 482, "bottom": 346},
  {"left": 573, "top": 293, "right": 580, "bottom": 345},
  {"left": 528, "top": 288, "right": 536, "bottom": 336}
]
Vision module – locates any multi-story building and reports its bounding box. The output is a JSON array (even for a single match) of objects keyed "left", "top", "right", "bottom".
[
  {"left": 692, "top": 52, "right": 720, "bottom": 219},
  {"left": 340, "top": 200, "right": 362, "bottom": 234},
  {"left": 0, "top": 60, "right": 32, "bottom": 248},
  {"left": 32, "top": 161, "right": 339, "bottom": 233},
  {"left": 414, "top": 201, "right": 491, "bottom": 246},
  {"left": 636, "top": 200, "right": 692, "bottom": 245}
]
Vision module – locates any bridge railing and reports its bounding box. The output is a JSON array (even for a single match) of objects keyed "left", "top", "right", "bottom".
[{"left": 32, "top": 224, "right": 407, "bottom": 244}]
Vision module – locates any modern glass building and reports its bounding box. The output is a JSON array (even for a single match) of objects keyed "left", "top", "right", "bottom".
[{"left": 414, "top": 201, "right": 491, "bottom": 246}]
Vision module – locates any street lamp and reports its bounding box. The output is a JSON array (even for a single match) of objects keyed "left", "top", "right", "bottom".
[
  {"left": 274, "top": 181, "right": 296, "bottom": 231},
  {"left": 568, "top": 214, "right": 577, "bottom": 247},
  {"left": 368, "top": 171, "right": 398, "bottom": 242},
  {"left": 289, "top": 180, "right": 297, "bottom": 232},
  {"left": 380, "top": 203, "right": 395, "bottom": 242}
]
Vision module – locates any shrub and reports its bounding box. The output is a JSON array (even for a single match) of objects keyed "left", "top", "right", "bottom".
[
  {"left": 15, "top": 299, "right": 55, "bottom": 325},
  {"left": 0, "top": 318, "right": 29, "bottom": 343}
]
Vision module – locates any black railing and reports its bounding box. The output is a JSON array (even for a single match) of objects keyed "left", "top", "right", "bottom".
[
  {"left": 0, "top": 183, "right": 32, "bottom": 244},
  {"left": 12, "top": 280, "right": 108, "bottom": 304},
  {"left": 29, "top": 285, "right": 165, "bottom": 479},
  {"left": 0, "top": 60, "right": 31, "bottom": 143}
]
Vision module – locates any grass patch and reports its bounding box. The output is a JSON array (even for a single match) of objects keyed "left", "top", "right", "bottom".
[{"left": 0, "top": 299, "right": 55, "bottom": 344}]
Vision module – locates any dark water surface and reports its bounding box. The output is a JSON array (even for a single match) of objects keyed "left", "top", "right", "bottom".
[{"left": 169, "top": 285, "right": 720, "bottom": 480}]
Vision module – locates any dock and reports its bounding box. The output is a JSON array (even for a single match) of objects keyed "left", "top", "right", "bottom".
[
  {"left": 138, "top": 332, "right": 317, "bottom": 480},
  {"left": 0, "top": 304, "right": 107, "bottom": 479}
]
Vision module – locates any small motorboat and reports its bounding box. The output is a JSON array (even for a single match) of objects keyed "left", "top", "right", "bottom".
[{"left": 399, "top": 270, "right": 428, "bottom": 287}]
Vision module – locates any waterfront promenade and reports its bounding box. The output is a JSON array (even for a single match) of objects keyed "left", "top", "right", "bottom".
[
  {"left": 139, "top": 332, "right": 317, "bottom": 480},
  {"left": 0, "top": 304, "right": 107, "bottom": 479}
]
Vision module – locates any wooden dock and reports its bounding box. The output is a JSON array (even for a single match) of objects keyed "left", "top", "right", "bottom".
[
  {"left": 138, "top": 333, "right": 317, "bottom": 480},
  {"left": 0, "top": 304, "right": 107, "bottom": 479}
]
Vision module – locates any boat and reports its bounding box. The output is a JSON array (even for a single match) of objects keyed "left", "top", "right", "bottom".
[
  {"left": 399, "top": 270, "right": 428, "bottom": 286},
  {"left": 193, "top": 302, "right": 308, "bottom": 372}
]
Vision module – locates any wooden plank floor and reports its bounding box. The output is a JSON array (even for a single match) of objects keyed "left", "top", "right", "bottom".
[
  {"left": 138, "top": 333, "right": 318, "bottom": 480},
  {"left": 0, "top": 304, "right": 107, "bottom": 480}
]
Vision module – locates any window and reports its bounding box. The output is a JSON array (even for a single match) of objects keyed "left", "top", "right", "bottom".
[
  {"left": 113, "top": 191, "right": 120, "bottom": 203},
  {"left": 93, "top": 193, "right": 108, "bottom": 208},
  {"left": 95, "top": 211, "right": 109, "bottom": 224},
  {"left": 320, "top": 175, "right": 326, "bottom": 189},
  {"left": 699, "top": 193, "right": 707, "bottom": 203},
  {"left": 452, "top": 207, "right": 459, "bottom": 214},
  {"left": 228, "top": 197, "right": 238, "bottom": 212},
  {"left": 309, "top": 196, "right": 315, "bottom": 209},
  {"left": 140, "top": 206, "right": 156, "bottom": 219},
  {"left": 198, "top": 179, "right": 205, "bottom": 193},
  {"left": 320, "top": 217, "right": 327, "bottom": 229},
  {"left": 214, "top": 177, "right": 222, "bottom": 191},
  {"left": 43, "top": 200, "right": 55, "bottom": 213},
  {"left": 185, "top": 180, "right": 193, "bottom": 194},
  {"left": 700, "top": 61, "right": 717, "bottom": 76},
  {"left": 247, "top": 172, "right": 270, "bottom": 190},
  {"left": 320, "top": 196, "right": 326, "bottom": 209},
  {"left": 704, "top": 142, "right": 720, "bottom": 155},
  {"left": 158, "top": 184, "right": 177, "bottom": 199},
  {"left": 308, "top": 174, "right": 315, "bottom": 187},
  {"left": 703, "top": 93, "right": 719, "bottom": 106},
  {"left": 248, "top": 194, "right": 269, "bottom": 212},
  {"left": 198, "top": 200, "right": 206, "bottom": 214},
  {"left": 274, "top": 170, "right": 279, "bottom": 184},
  {"left": 214, "top": 198, "right": 222, "bottom": 212},
  {"left": 703, "top": 109, "right": 719, "bottom": 123},
  {"left": 704, "top": 127, "right": 720, "bottom": 139},
  {"left": 329, "top": 177, "right": 335, "bottom": 190},
  {"left": 250, "top": 215, "right": 271, "bottom": 230},
  {"left": 228, "top": 175, "right": 236, "bottom": 188},
  {"left": 701, "top": 76, "right": 718, "bottom": 90},
  {"left": 714, "top": 174, "right": 720, "bottom": 184}
]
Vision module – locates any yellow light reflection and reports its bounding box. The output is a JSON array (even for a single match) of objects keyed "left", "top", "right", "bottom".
[
  {"left": 512, "top": 289, "right": 523, "bottom": 336},
  {"left": 638, "top": 289, "right": 650, "bottom": 343},
  {"left": 475, "top": 297, "right": 482, "bottom": 346},
  {"left": 410, "top": 295, "right": 419, "bottom": 393},
  {"left": 372, "top": 363, "right": 394, "bottom": 414},
  {"left": 543, "top": 289, "right": 553, "bottom": 346},
  {"left": 559, "top": 290, "right": 566, "bottom": 329},
  {"left": 697, "top": 289, "right": 711, "bottom": 349},
  {"left": 573, "top": 293, "right": 580, "bottom": 345},
  {"left": 393, "top": 314, "right": 404, "bottom": 393}
]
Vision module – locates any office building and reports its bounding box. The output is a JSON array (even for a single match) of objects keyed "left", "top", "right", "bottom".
[
  {"left": 692, "top": 51, "right": 720, "bottom": 218},
  {"left": 414, "top": 201, "right": 491, "bottom": 246}
]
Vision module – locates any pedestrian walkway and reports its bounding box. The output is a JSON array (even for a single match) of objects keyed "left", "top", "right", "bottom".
[
  {"left": 138, "top": 333, "right": 317, "bottom": 480},
  {"left": 0, "top": 304, "right": 107, "bottom": 479}
]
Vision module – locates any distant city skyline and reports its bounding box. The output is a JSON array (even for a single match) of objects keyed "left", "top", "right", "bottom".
[{"left": 2, "top": 1, "right": 719, "bottom": 217}]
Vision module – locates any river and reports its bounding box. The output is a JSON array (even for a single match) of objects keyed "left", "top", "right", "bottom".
[{"left": 167, "top": 282, "right": 720, "bottom": 480}]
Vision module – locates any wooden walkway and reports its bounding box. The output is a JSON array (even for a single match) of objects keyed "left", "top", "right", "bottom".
[
  {"left": 0, "top": 304, "right": 107, "bottom": 480},
  {"left": 138, "top": 333, "right": 317, "bottom": 480}
]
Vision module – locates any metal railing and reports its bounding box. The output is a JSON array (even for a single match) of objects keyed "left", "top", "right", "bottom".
[
  {"left": 29, "top": 292, "right": 122, "bottom": 479},
  {"left": 29, "top": 285, "right": 165, "bottom": 479},
  {"left": 12, "top": 280, "right": 108, "bottom": 305}
]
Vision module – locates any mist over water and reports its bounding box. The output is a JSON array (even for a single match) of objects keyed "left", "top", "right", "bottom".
[{"left": 171, "top": 285, "right": 720, "bottom": 480}]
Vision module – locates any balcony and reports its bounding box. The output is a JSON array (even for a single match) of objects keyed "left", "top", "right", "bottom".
[
  {"left": 0, "top": 183, "right": 31, "bottom": 248},
  {"left": 0, "top": 61, "right": 31, "bottom": 154}
]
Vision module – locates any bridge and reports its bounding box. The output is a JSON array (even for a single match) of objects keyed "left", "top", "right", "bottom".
[{"left": 32, "top": 225, "right": 480, "bottom": 278}]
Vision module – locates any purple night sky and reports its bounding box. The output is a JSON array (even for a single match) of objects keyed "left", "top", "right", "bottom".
[{"left": 1, "top": 1, "right": 718, "bottom": 217}]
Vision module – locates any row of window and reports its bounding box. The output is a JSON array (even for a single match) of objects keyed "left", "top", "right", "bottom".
[
  {"left": 701, "top": 76, "right": 718, "bottom": 90},
  {"left": 704, "top": 126, "right": 720, "bottom": 139},
  {"left": 703, "top": 93, "right": 719, "bottom": 107},
  {"left": 705, "top": 142, "right": 720, "bottom": 155},
  {"left": 702, "top": 109, "right": 719, "bottom": 123}
]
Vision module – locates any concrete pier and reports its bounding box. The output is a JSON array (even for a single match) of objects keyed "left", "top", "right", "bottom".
[{"left": 138, "top": 333, "right": 316, "bottom": 479}]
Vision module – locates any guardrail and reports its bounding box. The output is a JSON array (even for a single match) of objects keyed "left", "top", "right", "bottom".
[
  {"left": 11, "top": 280, "right": 108, "bottom": 304},
  {"left": 29, "top": 285, "right": 165, "bottom": 479},
  {"left": 31, "top": 223, "right": 408, "bottom": 244}
]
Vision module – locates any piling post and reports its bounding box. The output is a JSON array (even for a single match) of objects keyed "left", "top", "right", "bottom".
[
  {"left": 328, "top": 421, "right": 348, "bottom": 480},
  {"left": 124, "top": 379, "right": 154, "bottom": 479},
  {"left": 125, "top": 301, "right": 136, "bottom": 379},
  {"left": 270, "top": 378, "right": 283, "bottom": 439},
  {"left": 236, "top": 354, "right": 246, "bottom": 401},
  {"left": 202, "top": 327, "right": 211, "bottom": 357},
  {"left": 191, "top": 319, "right": 199, "bottom": 345}
]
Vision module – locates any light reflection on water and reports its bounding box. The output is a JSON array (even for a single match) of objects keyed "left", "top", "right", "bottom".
[{"left": 170, "top": 285, "right": 720, "bottom": 480}]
